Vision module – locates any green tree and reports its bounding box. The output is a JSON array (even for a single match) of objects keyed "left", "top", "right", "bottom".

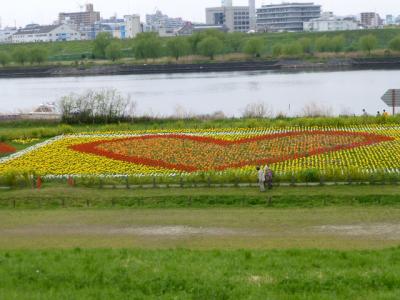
[
  {"left": 105, "top": 42, "right": 123, "bottom": 61},
  {"left": 299, "top": 37, "right": 313, "bottom": 54},
  {"left": 166, "top": 37, "right": 190, "bottom": 60},
  {"left": 283, "top": 42, "right": 303, "bottom": 56},
  {"left": 133, "top": 33, "right": 162, "bottom": 60},
  {"left": 330, "top": 35, "right": 345, "bottom": 53},
  {"left": 12, "top": 47, "right": 29, "bottom": 65},
  {"left": 226, "top": 32, "right": 244, "bottom": 52},
  {"left": 389, "top": 36, "right": 400, "bottom": 51},
  {"left": 188, "top": 30, "right": 226, "bottom": 55},
  {"left": 197, "top": 36, "right": 224, "bottom": 60},
  {"left": 29, "top": 47, "right": 48, "bottom": 64},
  {"left": 243, "top": 37, "right": 265, "bottom": 58},
  {"left": 315, "top": 36, "right": 330, "bottom": 52},
  {"left": 272, "top": 44, "right": 283, "bottom": 57},
  {"left": 0, "top": 51, "right": 11, "bottom": 67},
  {"left": 93, "top": 32, "right": 113, "bottom": 59},
  {"left": 359, "top": 34, "right": 378, "bottom": 55}
]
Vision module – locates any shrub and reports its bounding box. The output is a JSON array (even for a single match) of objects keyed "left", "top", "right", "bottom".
[
  {"left": 272, "top": 44, "right": 284, "bottom": 57},
  {"left": 12, "top": 47, "right": 29, "bottom": 65},
  {"left": 93, "top": 32, "right": 113, "bottom": 59},
  {"left": 29, "top": 47, "right": 48, "bottom": 64},
  {"left": 0, "top": 51, "right": 11, "bottom": 66},
  {"left": 299, "top": 37, "right": 313, "bottom": 54},
  {"left": 315, "top": 36, "right": 331, "bottom": 52},
  {"left": 133, "top": 33, "right": 162, "bottom": 60},
  {"left": 359, "top": 35, "right": 378, "bottom": 55},
  {"left": 105, "top": 42, "right": 123, "bottom": 61},
  {"left": 243, "top": 37, "right": 265, "bottom": 58},
  {"left": 283, "top": 42, "right": 303, "bottom": 56},
  {"left": 197, "top": 36, "right": 224, "bottom": 60},
  {"left": 330, "top": 35, "right": 345, "bottom": 53},
  {"left": 389, "top": 36, "right": 400, "bottom": 51},
  {"left": 166, "top": 37, "right": 190, "bottom": 60}
]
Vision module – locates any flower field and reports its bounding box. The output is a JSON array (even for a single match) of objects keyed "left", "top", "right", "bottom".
[
  {"left": 0, "top": 143, "right": 16, "bottom": 155},
  {"left": 1, "top": 125, "right": 400, "bottom": 182}
]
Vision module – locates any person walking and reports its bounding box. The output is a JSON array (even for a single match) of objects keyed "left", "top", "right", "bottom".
[
  {"left": 256, "top": 166, "right": 265, "bottom": 192},
  {"left": 264, "top": 165, "right": 273, "bottom": 190},
  {"left": 383, "top": 110, "right": 389, "bottom": 117}
]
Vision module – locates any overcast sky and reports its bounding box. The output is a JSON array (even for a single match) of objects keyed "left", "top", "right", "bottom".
[{"left": 1, "top": 0, "right": 399, "bottom": 28}]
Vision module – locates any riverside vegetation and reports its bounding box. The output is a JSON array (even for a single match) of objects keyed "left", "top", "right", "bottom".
[{"left": 1, "top": 28, "right": 400, "bottom": 66}]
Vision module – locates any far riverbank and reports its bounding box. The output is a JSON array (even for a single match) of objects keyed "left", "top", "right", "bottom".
[{"left": 1, "top": 57, "right": 400, "bottom": 78}]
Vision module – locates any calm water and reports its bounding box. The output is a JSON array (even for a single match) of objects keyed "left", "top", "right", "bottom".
[{"left": 0, "top": 70, "right": 398, "bottom": 116}]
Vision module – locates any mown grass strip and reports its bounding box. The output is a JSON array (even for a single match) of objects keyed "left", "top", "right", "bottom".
[{"left": 1, "top": 248, "right": 400, "bottom": 299}]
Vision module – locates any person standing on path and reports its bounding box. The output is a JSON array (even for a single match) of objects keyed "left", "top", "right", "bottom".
[
  {"left": 264, "top": 165, "right": 273, "bottom": 190},
  {"left": 256, "top": 166, "right": 265, "bottom": 192}
]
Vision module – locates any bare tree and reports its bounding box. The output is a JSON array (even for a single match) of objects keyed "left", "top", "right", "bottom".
[
  {"left": 241, "top": 102, "right": 272, "bottom": 118},
  {"left": 301, "top": 102, "right": 333, "bottom": 118},
  {"left": 59, "top": 89, "right": 137, "bottom": 124}
]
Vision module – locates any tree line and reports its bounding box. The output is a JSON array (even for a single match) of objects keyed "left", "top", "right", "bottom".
[
  {"left": 3, "top": 30, "right": 400, "bottom": 66},
  {"left": 0, "top": 46, "right": 48, "bottom": 66}
]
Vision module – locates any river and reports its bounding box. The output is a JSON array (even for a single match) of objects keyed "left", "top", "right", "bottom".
[{"left": 0, "top": 69, "right": 397, "bottom": 117}]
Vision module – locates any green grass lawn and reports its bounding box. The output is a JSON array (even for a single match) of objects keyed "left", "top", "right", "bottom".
[{"left": 1, "top": 248, "right": 400, "bottom": 299}]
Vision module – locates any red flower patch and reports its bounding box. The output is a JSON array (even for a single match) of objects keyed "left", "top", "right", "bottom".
[
  {"left": 0, "top": 143, "right": 16, "bottom": 154},
  {"left": 70, "top": 131, "right": 394, "bottom": 172}
]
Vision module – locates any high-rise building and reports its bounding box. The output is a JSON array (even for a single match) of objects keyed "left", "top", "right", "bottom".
[
  {"left": 206, "top": 0, "right": 256, "bottom": 33},
  {"left": 257, "top": 2, "right": 321, "bottom": 32},
  {"left": 360, "top": 12, "right": 381, "bottom": 28},
  {"left": 59, "top": 3, "right": 100, "bottom": 27}
]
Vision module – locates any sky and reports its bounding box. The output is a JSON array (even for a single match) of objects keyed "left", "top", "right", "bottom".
[{"left": 1, "top": 0, "right": 399, "bottom": 28}]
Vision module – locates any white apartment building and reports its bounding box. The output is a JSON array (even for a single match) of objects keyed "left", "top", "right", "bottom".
[
  {"left": 124, "top": 15, "right": 141, "bottom": 38},
  {"left": 304, "top": 12, "right": 359, "bottom": 32},
  {"left": 0, "top": 27, "right": 17, "bottom": 44},
  {"left": 12, "top": 24, "right": 85, "bottom": 43}
]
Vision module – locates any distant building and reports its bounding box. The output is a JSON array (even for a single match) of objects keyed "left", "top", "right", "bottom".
[
  {"left": 177, "top": 23, "right": 229, "bottom": 36},
  {"left": 360, "top": 12, "right": 381, "bottom": 28},
  {"left": 304, "top": 12, "right": 359, "bottom": 32},
  {"left": 0, "top": 27, "right": 17, "bottom": 44},
  {"left": 59, "top": 3, "right": 100, "bottom": 27},
  {"left": 124, "top": 15, "right": 141, "bottom": 38},
  {"left": 12, "top": 24, "right": 85, "bottom": 43},
  {"left": 386, "top": 15, "right": 394, "bottom": 25},
  {"left": 257, "top": 2, "right": 321, "bottom": 32},
  {"left": 145, "top": 10, "right": 186, "bottom": 36},
  {"left": 78, "top": 14, "right": 141, "bottom": 40},
  {"left": 206, "top": 0, "right": 256, "bottom": 33}
]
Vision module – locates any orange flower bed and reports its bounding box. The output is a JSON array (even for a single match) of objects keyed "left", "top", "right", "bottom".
[
  {"left": 0, "top": 143, "right": 16, "bottom": 154},
  {"left": 71, "top": 131, "right": 392, "bottom": 172}
]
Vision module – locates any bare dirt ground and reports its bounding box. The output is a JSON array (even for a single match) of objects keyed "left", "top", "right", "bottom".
[{"left": 1, "top": 207, "right": 400, "bottom": 249}]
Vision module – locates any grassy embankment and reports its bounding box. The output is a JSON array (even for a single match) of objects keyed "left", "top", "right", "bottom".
[{"left": 1, "top": 28, "right": 400, "bottom": 66}]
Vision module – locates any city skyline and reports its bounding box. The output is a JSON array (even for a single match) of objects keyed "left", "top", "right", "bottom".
[{"left": 1, "top": 0, "right": 399, "bottom": 28}]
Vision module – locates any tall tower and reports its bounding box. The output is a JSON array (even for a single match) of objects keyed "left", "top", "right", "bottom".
[
  {"left": 249, "top": 0, "right": 256, "bottom": 31},
  {"left": 222, "top": 0, "right": 232, "bottom": 7}
]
